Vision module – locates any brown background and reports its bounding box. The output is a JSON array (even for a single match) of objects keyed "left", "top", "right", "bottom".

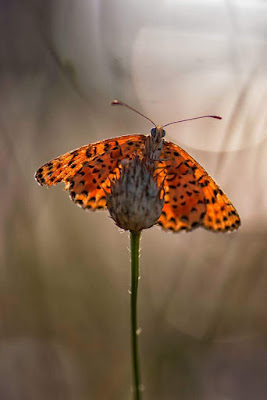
[{"left": 1, "top": 1, "right": 267, "bottom": 399}]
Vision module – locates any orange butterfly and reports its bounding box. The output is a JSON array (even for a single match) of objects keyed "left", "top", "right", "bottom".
[{"left": 35, "top": 101, "right": 240, "bottom": 232}]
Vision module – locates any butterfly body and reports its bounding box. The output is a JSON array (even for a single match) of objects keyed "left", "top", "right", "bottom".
[
  {"left": 35, "top": 125, "right": 240, "bottom": 232},
  {"left": 146, "top": 125, "right": 165, "bottom": 154}
]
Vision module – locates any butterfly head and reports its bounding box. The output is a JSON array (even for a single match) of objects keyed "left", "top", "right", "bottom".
[{"left": 150, "top": 126, "right": 166, "bottom": 141}]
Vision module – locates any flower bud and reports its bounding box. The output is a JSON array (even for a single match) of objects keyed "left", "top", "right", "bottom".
[{"left": 107, "top": 157, "right": 164, "bottom": 232}]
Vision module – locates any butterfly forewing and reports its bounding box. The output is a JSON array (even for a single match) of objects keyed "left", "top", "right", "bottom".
[
  {"left": 35, "top": 134, "right": 146, "bottom": 209},
  {"left": 157, "top": 141, "right": 240, "bottom": 232}
]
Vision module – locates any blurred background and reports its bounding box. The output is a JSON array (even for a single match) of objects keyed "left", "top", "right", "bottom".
[{"left": 1, "top": 1, "right": 267, "bottom": 399}]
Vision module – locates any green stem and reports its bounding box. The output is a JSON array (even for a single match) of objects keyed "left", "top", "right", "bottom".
[{"left": 130, "top": 230, "right": 142, "bottom": 400}]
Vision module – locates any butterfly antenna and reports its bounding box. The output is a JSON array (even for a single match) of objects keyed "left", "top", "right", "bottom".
[
  {"left": 111, "top": 100, "right": 156, "bottom": 126},
  {"left": 163, "top": 115, "right": 222, "bottom": 128}
]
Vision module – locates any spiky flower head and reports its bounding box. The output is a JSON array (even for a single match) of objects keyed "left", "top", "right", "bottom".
[{"left": 107, "top": 157, "right": 164, "bottom": 232}]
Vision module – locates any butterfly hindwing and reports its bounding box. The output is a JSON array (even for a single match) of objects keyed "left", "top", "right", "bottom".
[{"left": 156, "top": 150, "right": 206, "bottom": 231}]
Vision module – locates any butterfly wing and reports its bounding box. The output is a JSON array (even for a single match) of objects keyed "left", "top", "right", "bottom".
[
  {"left": 35, "top": 134, "right": 146, "bottom": 209},
  {"left": 156, "top": 141, "right": 241, "bottom": 232}
]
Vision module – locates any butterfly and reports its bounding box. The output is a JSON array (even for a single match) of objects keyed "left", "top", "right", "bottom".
[{"left": 35, "top": 101, "right": 241, "bottom": 232}]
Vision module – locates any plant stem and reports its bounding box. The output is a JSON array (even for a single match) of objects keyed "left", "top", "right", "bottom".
[{"left": 130, "top": 230, "right": 142, "bottom": 400}]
